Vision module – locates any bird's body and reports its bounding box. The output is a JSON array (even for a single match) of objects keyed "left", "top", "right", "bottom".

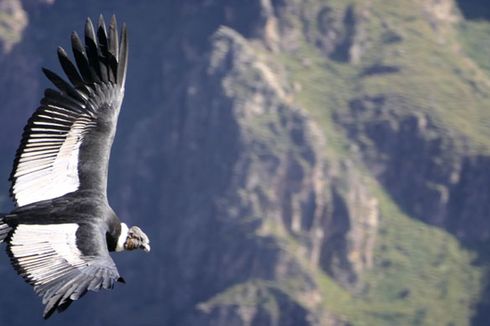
[
  {"left": 4, "top": 192, "right": 122, "bottom": 247},
  {"left": 0, "top": 15, "right": 149, "bottom": 319}
]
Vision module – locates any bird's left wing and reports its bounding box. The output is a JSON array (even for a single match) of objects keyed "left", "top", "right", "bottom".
[
  {"left": 7, "top": 222, "right": 123, "bottom": 319},
  {"left": 9, "top": 15, "right": 128, "bottom": 207}
]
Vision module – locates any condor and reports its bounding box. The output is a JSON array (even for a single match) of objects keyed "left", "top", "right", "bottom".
[{"left": 0, "top": 15, "right": 150, "bottom": 319}]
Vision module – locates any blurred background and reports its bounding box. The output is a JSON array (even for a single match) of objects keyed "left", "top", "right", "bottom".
[{"left": 0, "top": 0, "right": 489, "bottom": 325}]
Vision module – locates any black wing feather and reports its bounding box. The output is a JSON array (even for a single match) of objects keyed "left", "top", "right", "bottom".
[
  {"left": 57, "top": 47, "right": 86, "bottom": 90},
  {"left": 42, "top": 68, "right": 86, "bottom": 103},
  {"left": 97, "top": 15, "right": 108, "bottom": 55},
  {"left": 42, "top": 88, "right": 85, "bottom": 113},
  {"left": 84, "top": 18, "right": 102, "bottom": 83},
  {"left": 117, "top": 23, "right": 128, "bottom": 87},
  {"left": 108, "top": 15, "right": 119, "bottom": 61},
  {"left": 107, "top": 16, "right": 119, "bottom": 83},
  {"left": 71, "top": 31, "right": 94, "bottom": 84},
  {"left": 97, "top": 15, "right": 110, "bottom": 83}
]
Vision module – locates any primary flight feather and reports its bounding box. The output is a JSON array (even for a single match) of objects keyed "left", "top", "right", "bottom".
[{"left": 0, "top": 15, "right": 150, "bottom": 319}]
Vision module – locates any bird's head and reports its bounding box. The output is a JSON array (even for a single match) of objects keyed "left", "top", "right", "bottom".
[{"left": 123, "top": 226, "right": 150, "bottom": 252}]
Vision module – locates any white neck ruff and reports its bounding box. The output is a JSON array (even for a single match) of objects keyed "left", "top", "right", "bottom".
[{"left": 115, "top": 223, "right": 128, "bottom": 252}]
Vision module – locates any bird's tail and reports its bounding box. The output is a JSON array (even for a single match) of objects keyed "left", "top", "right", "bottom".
[{"left": 0, "top": 215, "right": 11, "bottom": 243}]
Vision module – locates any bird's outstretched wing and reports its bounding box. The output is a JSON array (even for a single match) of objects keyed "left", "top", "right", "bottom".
[
  {"left": 7, "top": 222, "right": 123, "bottom": 319},
  {"left": 9, "top": 15, "right": 128, "bottom": 207}
]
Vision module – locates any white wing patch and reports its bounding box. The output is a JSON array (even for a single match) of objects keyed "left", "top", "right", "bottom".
[
  {"left": 12, "top": 111, "right": 95, "bottom": 207},
  {"left": 10, "top": 223, "right": 86, "bottom": 285},
  {"left": 9, "top": 222, "right": 121, "bottom": 319},
  {"left": 9, "top": 224, "right": 86, "bottom": 285}
]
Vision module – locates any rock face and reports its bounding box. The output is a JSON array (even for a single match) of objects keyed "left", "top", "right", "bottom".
[
  {"left": 114, "top": 23, "right": 377, "bottom": 325},
  {"left": 0, "top": 0, "right": 488, "bottom": 325},
  {"left": 338, "top": 95, "right": 490, "bottom": 244}
]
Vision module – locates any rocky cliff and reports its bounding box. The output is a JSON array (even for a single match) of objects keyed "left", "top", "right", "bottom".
[{"left": 0, "top": 0, "right": 488, "bottom": 325}]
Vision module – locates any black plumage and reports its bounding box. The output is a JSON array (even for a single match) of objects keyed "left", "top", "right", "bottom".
[{"left": 0, "top": 15, "right": 150, "bottom": 319}]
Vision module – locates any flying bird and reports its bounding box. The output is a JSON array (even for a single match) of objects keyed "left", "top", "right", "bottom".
[{"left": 0, "top": 15, "right": 150, "bottom": 319}]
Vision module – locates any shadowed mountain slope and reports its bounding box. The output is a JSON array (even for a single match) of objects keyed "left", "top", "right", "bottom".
[{"left": 0, "top": 0, "right": 488, "bottom": 325}]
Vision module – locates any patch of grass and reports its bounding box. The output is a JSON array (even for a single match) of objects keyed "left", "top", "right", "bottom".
[
  {"left": 459, "top": 20, "right": 490, "bottom": 74},
  {"left": 360, "top": 186, "right": 482, "bottom": 325},
  {"left": 273, "top": 40, "right": 357, "bottom": 160},
  {"left": 255, "top": 181, "right": 483, "bottom": 325},
  {"left": 358, "top": 2, "right": 490, "bottom": 153}
]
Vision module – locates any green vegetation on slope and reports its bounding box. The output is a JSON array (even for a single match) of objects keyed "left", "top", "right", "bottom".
[
  {"left": 459, "top": 20, "right": 490, "bottom": 75},
  {"left": 361, "top": 188, "right": 481, "bottom": 325},
  {"left": 200, "top": 1, "right": 487, "bottom": 324},
  {"left": 282, "top": 40, "right": 482, "bottom": 322},
  {"left": 356, "top": 0, "right": 490, "bottom": 153},
  {"left": 243, "top": 182, "right": 482, "bottom": 325},
  {"left": 259, "top": 0, "right": 484, "bottom": 324}
]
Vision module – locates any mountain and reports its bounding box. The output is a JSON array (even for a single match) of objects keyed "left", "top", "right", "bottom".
[{"left": 0, "top": 0, "right": 489, "bottom": 325}]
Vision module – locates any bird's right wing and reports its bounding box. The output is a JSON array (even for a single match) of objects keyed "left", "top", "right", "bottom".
[
  {"left": 7, "top": 222, "right": 123, "bottom": 319},
  {"left": 9, "top": 15, "right": 128, "bottom": 207}
]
